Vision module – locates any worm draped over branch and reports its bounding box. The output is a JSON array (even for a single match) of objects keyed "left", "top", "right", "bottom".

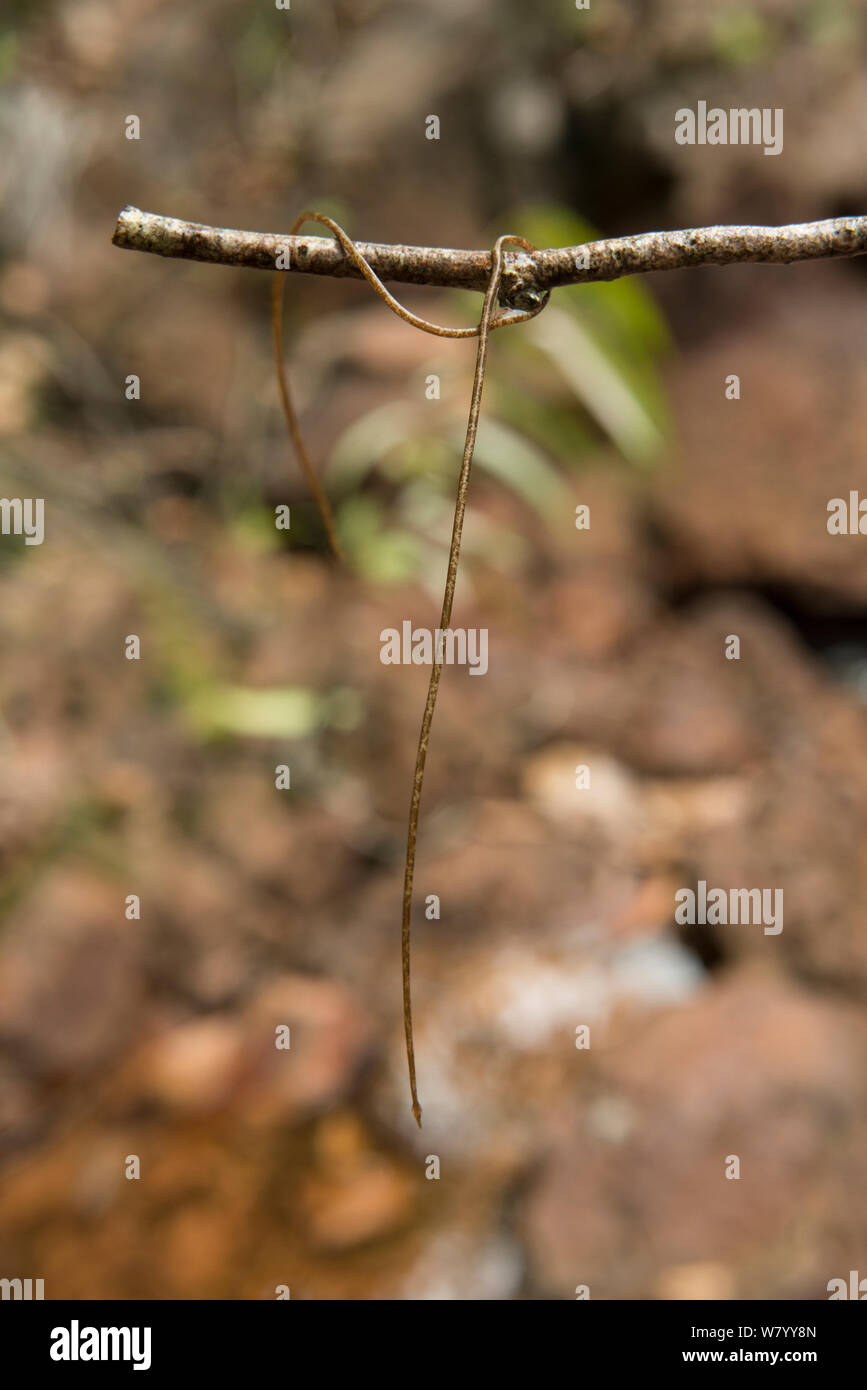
[{"left": 112, "top": 201, "right": 867, "bottom": 1128}]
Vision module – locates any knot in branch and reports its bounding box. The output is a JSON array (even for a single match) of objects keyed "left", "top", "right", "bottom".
[{"left": 497, "top": 248, "right": 548, "bottom": 314}]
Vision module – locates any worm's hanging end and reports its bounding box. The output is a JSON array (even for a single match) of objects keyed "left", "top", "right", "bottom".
[{"left": 412, "top": 1098, "right": 423, "bottom": 1129}]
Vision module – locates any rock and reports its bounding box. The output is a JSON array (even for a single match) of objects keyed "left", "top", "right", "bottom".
[
  {"left": 134, "top": 1017, "right": 246, "bottom": 1114},
  {"left": 519, "top": 968, "right": 867, "bottom": 1298},
  {"left": 653, "top": 281, "right": 867, "bottom": 606},
  {"left": 0, "top": 868, "right": 141, "bottom": 1077},
  {"left": 655, "top": 1261, "right": 736, "bottom": 1301},
  {"left": 238, "top": 975, "right": 373, "bottom": 1124},
  {"left": 299, "top": 1112, "right": 415, "bottom": 1251}
]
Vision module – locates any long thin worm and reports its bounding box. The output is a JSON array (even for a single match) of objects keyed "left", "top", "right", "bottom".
[{"left": 271, "top": 215, "right": 549, "bottom": 1125}]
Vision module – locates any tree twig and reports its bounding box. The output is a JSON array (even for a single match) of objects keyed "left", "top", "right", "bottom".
[{"left": 113, "top": 206, "right": 867, "bottom": 304}]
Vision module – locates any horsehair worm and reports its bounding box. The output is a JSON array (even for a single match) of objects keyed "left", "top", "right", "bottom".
[{"left": 271, "top": 213, "right": 550, "bottom": 1126}]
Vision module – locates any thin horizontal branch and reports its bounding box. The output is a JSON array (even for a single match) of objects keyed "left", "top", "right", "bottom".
[{"left": 113, "top": 205, "right": 867, "bottom": 305}]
